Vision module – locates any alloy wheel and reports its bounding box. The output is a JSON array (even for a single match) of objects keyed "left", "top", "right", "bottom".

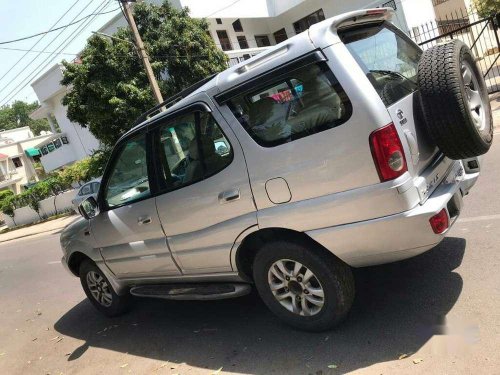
[
  {"left": 461, "top": 60, "right": 486, "bottom": 132},
  {"left": 267, "top": 259, "right": 325, "bottom": 316},
  {"left": 86, "top": 271, "right": 113, "bottom": 307}
]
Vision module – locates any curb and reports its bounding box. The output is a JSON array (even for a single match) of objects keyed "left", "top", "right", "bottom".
[{"left": 0, "top": 227, "right": 64, "bottom": 244}]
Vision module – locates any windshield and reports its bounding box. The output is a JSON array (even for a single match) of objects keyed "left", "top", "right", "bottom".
[{"left": 339, "top": 22, "right": 422, "bottom": 106}]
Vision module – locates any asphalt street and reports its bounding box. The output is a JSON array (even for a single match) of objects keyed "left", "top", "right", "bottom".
[{"left": 0, "top": 136, "right": 499, "bottom": 375}]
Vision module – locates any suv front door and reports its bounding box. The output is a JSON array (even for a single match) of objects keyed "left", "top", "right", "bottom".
[
  {"left": 91, "top": 132, "right": 181, "bottom": 278},
  {"left": 152, "top": 101, "right": 257, "bottom": 275}
]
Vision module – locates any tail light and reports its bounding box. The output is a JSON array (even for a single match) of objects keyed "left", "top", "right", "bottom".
[
  {"left": 429, "top": 209, "right": 449, "bottom": 234},
  {"left": 369, "top": 123, "right": 408, "bottom": 182}
]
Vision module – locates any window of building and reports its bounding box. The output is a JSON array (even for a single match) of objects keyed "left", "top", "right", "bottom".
[
  {"left": 104, "top": 134, "right": 150, "bottom": 208},
  {"left": 237, "top": 35, "right": 249, "bottom": 49},
  {"left": 293, "top": 9, "right": 325, "bottom": 34},
  {"left": 273, "top": 28, "right": 288, "bottom": 44},
  {"left": 216, "top": 30, "right": 232, "bottom": 51},
  {"left": 382, "top": 0, "right": 397, "bottom": 10},
  {"left": 12, "top": 157, "right": 22, "bottom": 168},
  {"left": 216, "top": 18, "right": 222, "bottom": 24},
  {"left": 232, "top": 19, "right": 243, "bottom": 32},
  {"left": 227, "top": 63, "right": 352, "bottom": 147},
  {"left": 255, "top": 35, "right": 271, "bottom": 47},
  {"left": 156, "top": 112, "right": 233, "bottom": 191}
]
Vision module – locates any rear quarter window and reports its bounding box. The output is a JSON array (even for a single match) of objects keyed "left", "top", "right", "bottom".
[{"left": 227, "top": 62, "right": 352, "bottom": 147}]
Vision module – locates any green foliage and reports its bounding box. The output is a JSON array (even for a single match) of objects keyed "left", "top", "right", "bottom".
[
  {"left": 0, "top": 190, "right": 13, "bottom": 202},
  {"left": 61, "top": 0, "right": 228, "bottom": 147},
  {"left": 24, "top": 183, "right": 52, "bottom": 214},
  {"left": 0, "top": 100, "right": 51, "bottom": 135},
  {"left": 0, "top": 190, "right": 15, "bottom": 218},
  {"left": 1, "top": 195, "right": 16, "bottom": 218},
  {"left": 473, "top": 0, "right": 499, "bottom": 17},
  {"left": 87, "top": 148, "right": 112, "bottom": 178}
]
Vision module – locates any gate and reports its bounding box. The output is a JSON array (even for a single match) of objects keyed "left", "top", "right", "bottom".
[{"left": 409, "top": 11, "right": 500, "bottom": 94}]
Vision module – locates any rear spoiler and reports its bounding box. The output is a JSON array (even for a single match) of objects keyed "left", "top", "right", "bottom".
[
  {"left": 309, "top": 8, "right": 395, "bottom": 49},
  {"left": 332, "top": 8, "right": 394, "bottom": 30}
]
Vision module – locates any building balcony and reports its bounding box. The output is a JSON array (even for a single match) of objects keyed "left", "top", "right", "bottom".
[{"left": 225, "top": 47, "right": 269, "bottom": 66}]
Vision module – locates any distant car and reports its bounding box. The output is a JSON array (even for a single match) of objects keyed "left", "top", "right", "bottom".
[{"left": 71, "top": 178, "right": 101, "bottom": 211}]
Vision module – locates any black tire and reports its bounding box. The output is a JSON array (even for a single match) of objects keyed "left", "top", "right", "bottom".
[
  {"left": 417, "top": 40, "right": 493, "bottom": 160},
  {"left": 253, "top": 239, "right": 354, "bottom": 332},
  {"left": 79, "top": 260, "right": 130, "bottom": 317}
]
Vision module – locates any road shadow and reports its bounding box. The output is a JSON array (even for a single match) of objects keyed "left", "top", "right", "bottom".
[{"left": 54, "top": 237, "right": 466, "bottom": 374}]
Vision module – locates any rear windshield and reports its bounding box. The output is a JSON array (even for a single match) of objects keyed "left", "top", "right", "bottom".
[{"left": 339, "top": 22, "right": 422, "bottom": 107}]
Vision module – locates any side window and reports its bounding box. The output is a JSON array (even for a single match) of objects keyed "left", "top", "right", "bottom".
[
  {"left": 228, "top": 63, "right": 352, "bottom": 147},
  {"left": 104, "top": 134, "right": 150, "bottom": 208},
  {"left": 92, "top": 182, "right": 100, "bottom": 194},
  {"left": 157, "top": 111, "right": 233, "bottom": 191}
]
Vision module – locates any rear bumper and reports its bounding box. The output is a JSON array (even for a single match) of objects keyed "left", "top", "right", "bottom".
[{"left": 307, "top": 160, "right": 479, "bottom": 267}]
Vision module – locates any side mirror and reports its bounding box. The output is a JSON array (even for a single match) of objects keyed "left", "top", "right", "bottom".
[{"left": 78, "top": 196, "right": 99, "bottom": 220}]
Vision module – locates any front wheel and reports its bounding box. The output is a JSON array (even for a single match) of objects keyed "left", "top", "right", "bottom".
[
  {"left": 79, "top": 260, "right": 130, "bottom": 317},
  {"left": 253, "top": 240, "right": 355, "bottom": 331}
]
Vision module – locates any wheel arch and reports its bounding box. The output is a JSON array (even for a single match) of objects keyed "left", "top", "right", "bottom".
[
  {"left": 235, "top": 227, "right": 343, "bottom": 281},
  {"left": 67, "top": 251, "right": 94, "bottom": 276}
]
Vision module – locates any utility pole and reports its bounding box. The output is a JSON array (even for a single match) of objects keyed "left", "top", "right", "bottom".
[{"left": 121, "top": 0, "right": 164, "bottom": 104}]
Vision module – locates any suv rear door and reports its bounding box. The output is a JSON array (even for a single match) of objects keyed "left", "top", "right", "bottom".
[
  {"left": 151, "top": 98, "right": 257, "bottom": 275},
  {"left": 339, "top": 22, "right": 448, "bottom": 201}
]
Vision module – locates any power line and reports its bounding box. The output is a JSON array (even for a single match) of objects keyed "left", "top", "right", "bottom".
[
  {"left": 0, "top": 7, "right": 121, "bottom": 46},
  {"left": 1, "top": 0, "right": 112, "bottom": 106},
  {"left": 0, "top": 0, "right": 80, "bottom": 85},
  {"left": 205, "top": 0, "right": 244, "bottom": 18},
  {"left": 0, "top": 47, "right": 78, "bottom": 56},
  {"left": 0, "top": 0, "right": 99, "bottom": 98}
]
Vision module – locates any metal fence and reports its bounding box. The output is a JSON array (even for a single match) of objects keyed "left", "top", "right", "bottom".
[{"left": 408, "top": 10, "right": 500, "bottom": 93}]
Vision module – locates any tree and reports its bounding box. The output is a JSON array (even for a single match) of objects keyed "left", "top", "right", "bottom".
[
  {"left": 473, "top": 0, "right": 499, "bottom": 17},
  {"left": 0, "top": 101, "right": 51, "bottom": 135},
  {"left": 61, "top": 0, "right": 228, "bottom": 147}
]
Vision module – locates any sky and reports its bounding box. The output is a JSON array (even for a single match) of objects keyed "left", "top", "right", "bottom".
[{"left": 0, "top": 0, "right": 122, "bottom": 106}]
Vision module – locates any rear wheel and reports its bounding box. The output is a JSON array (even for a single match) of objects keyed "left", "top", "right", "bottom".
[
  {"left": 253, "top": 240, "right": 355, "bottom": 331},
  {"left": 417, "top": 40, "right": 493, "bottom": 159},
  {"left": 79, "top": 260, "right": 130, "bottom": 317}
]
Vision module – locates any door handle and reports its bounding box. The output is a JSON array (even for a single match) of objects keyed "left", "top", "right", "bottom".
[
  {"left": 137, "top": 216, "right": 152, "bottom": 225},
  {"left": 218, "top": 189, "right": 240, "bottom": 204}
]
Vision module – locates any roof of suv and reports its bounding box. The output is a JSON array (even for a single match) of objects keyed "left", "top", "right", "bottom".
[{"left": 121, "top": 8, "right": 394, "bottom": 141}]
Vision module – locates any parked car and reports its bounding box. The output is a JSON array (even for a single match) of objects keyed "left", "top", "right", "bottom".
[
  {"left": 71, "top": 178, "right": 101, "bottom": 211},
  {"left": 60, "top": 8, "right": 493, "bottom": 331}
]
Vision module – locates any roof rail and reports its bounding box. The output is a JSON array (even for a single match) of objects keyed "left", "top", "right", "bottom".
[{"left": 132, "top": 73, "right": 217, "bottom": 126}]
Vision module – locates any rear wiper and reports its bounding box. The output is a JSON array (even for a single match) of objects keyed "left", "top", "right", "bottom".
[{"left": 370, "top": 70, "right": 416, "bottom": 85}]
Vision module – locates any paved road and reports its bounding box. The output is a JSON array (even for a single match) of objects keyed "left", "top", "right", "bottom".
[{"left": 1, "top": 139, "right": 500, "bottom": 375}]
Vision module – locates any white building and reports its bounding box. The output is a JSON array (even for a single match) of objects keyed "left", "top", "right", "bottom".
[
  {"left": 0, "top": 127, "right": 54, "bottom": 193},
  {"left": 100, "top": 0, "right": 410, "bottom": 66},
  {"left": 30, "top": 0, "right": 412, "bottom": 157},
  {"left": 30, "top": 63, "right": 100, "bottom": 173}
]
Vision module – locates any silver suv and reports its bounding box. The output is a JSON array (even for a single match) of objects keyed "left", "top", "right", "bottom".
[{"left": 61, "top": 9, "right": 493, "bottom": 331}]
